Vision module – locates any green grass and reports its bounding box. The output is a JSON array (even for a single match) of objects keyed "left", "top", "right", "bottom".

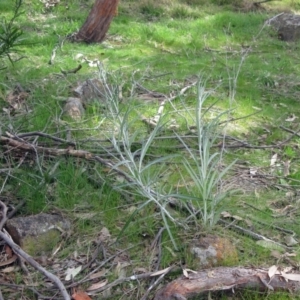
[{"left": 1, "top": 0, "right": 300, "bottom": 299}]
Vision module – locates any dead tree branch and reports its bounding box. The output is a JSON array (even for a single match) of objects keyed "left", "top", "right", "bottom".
[{"left": 154, "top": 266, "right": 300, "bottom": 300}]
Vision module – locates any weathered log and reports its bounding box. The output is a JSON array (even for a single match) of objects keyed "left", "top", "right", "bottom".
[
  {"left": 74, "top": 0, "right": 119, "bottom": 43},
  {"left": 154, "top": 267, "right": 300, "bottom": 300}
]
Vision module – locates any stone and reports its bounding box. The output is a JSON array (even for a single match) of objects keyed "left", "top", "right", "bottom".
[
  {"left": 6, "top": 213, "right": 71, "bottom": 256},
  {"left": 63, "top": 97, "right": 85, "bottom": 119},
  {"left": 190, "top": 235, "right": 238, "bottom": 268},
  {"left": 266, "top": 13, "right": 300, "bottom": 42},
  {"left": 72, "top": 78, "right": 109, "bottom": 106}
]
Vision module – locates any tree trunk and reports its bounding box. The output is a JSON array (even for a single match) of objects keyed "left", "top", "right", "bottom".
[{"left": 74, "top": 0, "right": 119, "bottom": 43}]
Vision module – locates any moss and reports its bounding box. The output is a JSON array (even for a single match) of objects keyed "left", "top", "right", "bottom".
[{"left": 23, "top": 229, "right": 61, "bottom": 256}]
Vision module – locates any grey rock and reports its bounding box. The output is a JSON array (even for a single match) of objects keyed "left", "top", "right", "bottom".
[{"left": 266, "top": 13, "right": 300, "bottom": 41}]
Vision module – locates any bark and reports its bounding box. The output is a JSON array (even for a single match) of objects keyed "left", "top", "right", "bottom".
[
  {"left": 74, "top": 0, "right": 119, "bottom": 43},
  {"left": 154, "top": 267, "right": 300, "bottom": 300}
]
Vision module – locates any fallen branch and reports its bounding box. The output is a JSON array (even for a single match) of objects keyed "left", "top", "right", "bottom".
[
  {"left": 141, "top": 227, "right": 166, "bottom": 300},
  {"left": 0, "top": 135, "right": 92, "bottom": 159},
  {"left": 15, "top": 131, "right": 76, "bottom": 146},
  {"left": 154, "top": 266, "right": 300, "bottom": 300},
  {"left": 219, "top": 219, "right": 289, "bottom": 250}
]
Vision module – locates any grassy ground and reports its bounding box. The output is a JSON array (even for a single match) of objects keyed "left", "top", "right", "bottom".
[{"left": 1, "top": 0, "right": 300, "bottom": 299}]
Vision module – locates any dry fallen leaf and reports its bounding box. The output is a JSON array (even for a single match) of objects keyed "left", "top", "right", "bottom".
[
  {"left": 270, "top": 250, "right": 281, "bottom": 259},
  {"left": 268, "top": 265, "right": 278, "bottom": 279},
  {"left": 284, "top": 252, "right": 296, "bottom": 257},
  {"left": 285, "top": 114, "right": 298, "bottom": 122},
  {"left": 2, "top": 266, "right": 16, "bottom": 273},
  {"left": 65, "top": 266, "right": 82, "bottom": 281},
  {"left": 249, "top": 167, "right": 258, "bottom": 175},
  {"left": 220, "top": 211, "right": 231, "bottom": 218},
  {"left": 87, "top": 279, "right": 108, "bottom": 292},
  {"left": 279, "top": 103, "right": 288, "bottom": 108},
  {"left": 285, "top": 191, "right": 294, "bottom": 199},
  {"left": 183, "top": 269, "right": 189, "bottom": 278},
  {"left": 151, "top": 266, "right": 172, "bottom": 277},
  {"left": 207, "top": 271, "right": 216, "bottom": 278},
  {"left": 282, "top": 266, "right": 293, "bottom": 273},
  {"left": 99, "top": 227, "right": 111, "bottom": 242},
  {"left": 115, "top": 261, "right": 130, "bottom": 279},
  {"left": 270, "top": 153, "right": 277, "bottom": 167},
  {"left": 257, "top": 274, "right": 274, "bottom": 290},
  {"left": 72, "top": 291, "right": 92, "bottom": 300},
  {"left": 74, "top": 212, "right": 97, "bottom": 220},
  {"left": 232, "top": 215, "right": 243, "bottom": 221},
  {"left": 89, "top": 269, "right": 107, "bottom": 280},
  {"left": 245, "top": 219, "right": 253, "bottom": 227},
  {"left": 284, "top": 236, "right": 298, "bottom": 246},
  {"left": 252, "top": 106, "right": 261, "bottom": 110},
  {"left": 283, "top": 160, "right": 291, "bottom": 177},
  {"left": 184, "top": 268, "right": 198, "bottom": 274},
  {"left": 280, "top": 273, "right": 300, "bottom": 282}
]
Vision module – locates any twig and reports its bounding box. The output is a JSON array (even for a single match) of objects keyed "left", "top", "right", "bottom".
[
  {"left": 219, "top": 130, "right": 300, "bottom": 149},
  {"left": 16, "top": 131, "right": 76, "bottom": 146},
  {"left": 48, "top": 45, "right": 58, "bottom": 65},
  {"left": 278, "top": 127, "right": 300, "bottom": 146},
  {"left": 265, "top": 13, "right": 284, "bottom": 25},
  {"left": 7, "top": 198, "right": 26, "bottom": 219},
  {"left": 0, "top": 282, "right": 50, "bottom": 299},
  {"left": 150, "top": 227, "right": 165, "bottom": 272},
  {"left": 141, "top": 228, "right": 166, "bottom": 300},
  {"left": 139, "top": 81, "right": 197, "bottom": 129},
  {"left": 0, "top": 229, "right": 70, "bottom": 299},
  {"left": 67, "top": 244, "right": 138, "bottom": 288},
  {"left": 279, "top": 126, "right": 300, "bottom": 139},
  {"left": 141, "top": 267, "right": 174, "bottom": 300},
  {"left": 81, "top": 241, "right": 103, "bottom": 272},
  {"left": 88, "top": 266, "right": 176, "bottom": 295},
  {"left": 0, "top": 201, "right": 8, "bottom": 231},
  {"left": 61, "top": 64, "right": 82, "bottom": 75},
  {"left": 48, "top": 35, "right": 68, "bottom": 65},
  {"left": 218, "top": 110, "right": 261, "bottom": 125},
  {"left": 145, "top": 72, "right": 173, "bottom": 79},
  {"left": 219, "top": 219, "right": 289, "bottom": 250}
]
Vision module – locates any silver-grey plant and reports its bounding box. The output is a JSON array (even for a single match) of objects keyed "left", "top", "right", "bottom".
[
  {"left": 176, "top": 80, "right": 235, "bottom": 227},
  {"left": 97, "top": 66, "right": 182, "bottom": 249}
]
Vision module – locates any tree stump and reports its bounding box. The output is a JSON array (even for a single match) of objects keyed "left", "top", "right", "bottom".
[{"left": 73, "top": 0, "right": 119, "bottom": 43}]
